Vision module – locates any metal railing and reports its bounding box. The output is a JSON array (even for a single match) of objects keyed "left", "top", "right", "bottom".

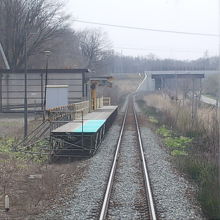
[
  {"left": 91, "top": 97, "right": 111, "bottom": 111},
  {"left": 47, "top": 101, "right": 89, "bottom": 122},
  {"left": 103, "top": 97, "right": 111, "bottom": 106}
]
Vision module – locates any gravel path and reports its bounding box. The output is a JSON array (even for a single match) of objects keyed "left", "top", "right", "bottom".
[{"left": 140, "top": 125, "right": 206, "bottom": 220}]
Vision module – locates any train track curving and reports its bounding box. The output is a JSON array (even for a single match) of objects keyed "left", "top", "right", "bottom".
[{"left": 99, "top": 97, "right": 157, "bottom": 220}]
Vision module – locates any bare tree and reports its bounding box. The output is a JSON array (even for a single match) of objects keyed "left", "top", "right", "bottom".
[
  {"left": 94, "top": 49, "right": 115, "bottom": 74},
  {"left": 77, "top": 29, "right": 111, "bottom": 70},
  {"left": 29, "top": 28, "right": 84, "bottom": 69},
  {"left": 0, "top": 0, "right": 69, "bottom": 69}
]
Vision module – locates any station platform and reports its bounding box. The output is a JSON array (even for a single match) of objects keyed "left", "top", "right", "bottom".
[{"left": 50, "top": 106, "right": 118, "bottom": 157}]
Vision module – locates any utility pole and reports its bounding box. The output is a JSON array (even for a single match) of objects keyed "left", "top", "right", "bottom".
[
  {"left": 43, "top": 50, "right": 51, "bottom": 121},
  {"left": 217, "top": 0, "right": 220, "bottom": 188},
  {"left": 24, "top": 32, "right": 28, "bottom": 138},
  {"left": 120, "top": 50, "right": 123, "bottom": 73}
]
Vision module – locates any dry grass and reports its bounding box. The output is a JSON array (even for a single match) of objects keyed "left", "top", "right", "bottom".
[
  {"left": 0, "top": 116, "right": 87, "bottom": 219},
  {"left": 114, "top": 76, "right": 143, "bottom": 94},
  {"left": 0, "top": 153, "right": 86, "bottom": 219},
  {"left": 140, "top": 93, "right": 220, "bottom": 219},
  {"left": 144, "top": 93, "right": 218, "bottom": 136},
  {"left": 0, "top": 113, "right": 42, "bottom": 138}
]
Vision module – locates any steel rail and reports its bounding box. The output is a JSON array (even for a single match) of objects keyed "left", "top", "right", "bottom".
[
  {"left": 133, "top": 102, "right": 157, "bottom": 220},
  {"left": 99, "top": 105, "right": 128, "bottom": 220}
]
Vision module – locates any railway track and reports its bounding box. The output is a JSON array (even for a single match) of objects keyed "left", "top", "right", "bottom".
[{"left": 99, "top": 97, "right": 157, "bottom": 220}]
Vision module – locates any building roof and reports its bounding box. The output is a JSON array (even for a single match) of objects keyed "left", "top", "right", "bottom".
[
  {"left": 151, "top": 72, "right": 205, "bottom": 79},
  {"left": 0, "top": 69, "right": 90, "bottom": 74},
  {"left": 148, "top": 70, "right": 216, "bottom": 75}
]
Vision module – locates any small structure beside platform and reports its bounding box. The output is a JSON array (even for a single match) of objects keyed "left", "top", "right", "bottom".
[
  {"left": 0, "top": 68, "right": 90, "bottom": 112},
  {"left": 46, "top": 85, "right": 68, "bottom": 110},
  {"left": 50, "top": 105, "right": 118, "bottom": 157}
]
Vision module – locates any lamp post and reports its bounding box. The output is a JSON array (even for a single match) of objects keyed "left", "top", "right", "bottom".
[{"left": 43, "top": 50, "right": 51, "bottom": 121}]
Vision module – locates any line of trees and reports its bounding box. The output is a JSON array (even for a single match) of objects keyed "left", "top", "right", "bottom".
[
  {"left": 100, "top": 54, "right": 220, "bottom": 74},
  {"left": 0, "top": 0, "right": 70, "bottom": 69},
  {"left": 0, "top": 0, "right": 111, "bottom": 71},
  {"left": 0, "top": 0, "right": 219, "bottom": 74}
]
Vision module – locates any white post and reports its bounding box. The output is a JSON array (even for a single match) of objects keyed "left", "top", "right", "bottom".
[{"left": 5, "top": 195, "right": 9, "bottom": 212}]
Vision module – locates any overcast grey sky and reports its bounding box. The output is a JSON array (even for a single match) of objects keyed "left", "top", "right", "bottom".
[{"left": 65, "top": 0, "right": 219, "bottom": 60}]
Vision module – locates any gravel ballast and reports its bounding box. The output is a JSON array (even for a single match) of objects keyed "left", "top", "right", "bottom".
[
  {"left": 35, "top": 98, "right": 206, "bottom": 220},
  {"left": 35, "top": 116, "right": 122, "bottom": 220},
  {"left": 63, "top": 122, "right": 121, "bottom": 220},
  {"left": 107, "top": 111, "right": 149, "bottom": 219},
  {"left": 140, "top": 125, "right": 206, "bottom": 220}
]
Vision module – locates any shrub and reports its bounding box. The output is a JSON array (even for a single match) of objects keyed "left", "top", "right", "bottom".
[
  {"left": 164, "top": 136, "right": 192, "bottom": 149},
  {"left": 171, "top": 149, "right": 188, "bottom": 156},
  {"left": 148, "top": 116, "right": 159, "bottom": 124},
  {"left": 177, "top": 157, "right": 220, "bottom": 219},
  {"left": 0, "top": 138, "right": 15, "bottom": 153},
  {"left": 199, "top": 182, "right": 220, "bottom": 219},
  {"left": 156, "top": 126, "right": 172, "bottom": 137},
  {"left": 0, "top": 138, "right": 49, "bottom": 164},
  {"left": 145, "top": 106, "right": 158, "bottom": 116},
  {"left": 136, "top": 99, "right": 146, "bottom": 110}
]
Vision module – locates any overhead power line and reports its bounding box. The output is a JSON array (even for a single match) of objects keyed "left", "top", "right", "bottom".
[
  {"left": 114, "top": 46, "right": 207, "bottom": 54},
  {"left": 73, "top": 19, "right": 219, "bottom": 37}
]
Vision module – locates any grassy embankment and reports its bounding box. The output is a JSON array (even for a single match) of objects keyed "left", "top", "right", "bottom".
[{"left": 137, "top": 93, "right": 220, "bottom": 219}]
